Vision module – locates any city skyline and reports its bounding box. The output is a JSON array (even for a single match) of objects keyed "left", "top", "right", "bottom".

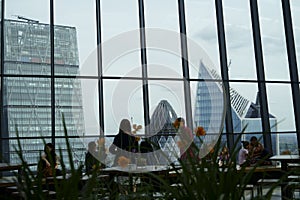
[{"left": 5, "top": 0, "right": 300, "bottom": 134}]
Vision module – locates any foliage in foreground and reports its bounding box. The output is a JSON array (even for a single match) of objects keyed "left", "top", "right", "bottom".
[{"left": 6, "top": 119, "right": 295, "bottom": 200}]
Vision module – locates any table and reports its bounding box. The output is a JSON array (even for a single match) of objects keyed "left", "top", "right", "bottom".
[
  {"left": 101, "top": 165, "right": 179, "bottom": 193},
  {"left": 0, "top": 163, "right": 37, "bottom": 181},
  {"left": 270, "top": 155, "right": 300, "bottom": 171},
  {"left": 269, "top": 155, "right": 300, "bottom": 199}
]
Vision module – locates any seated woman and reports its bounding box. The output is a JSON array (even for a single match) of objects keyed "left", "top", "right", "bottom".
[
  {"left": 249, "top": 136, "right": 272, "bottom": 165},
  {"left": 38, "top": 143, "right": 62, "bottom": 177},
  {"left": 173, "top": 117, "right": 197, "bottom": 163},
  {"left": 109, "top": 119, "right": 139, "bottom": 167},
  {"left": 218, "top": 146, "right": 230, "bottom": 166}
]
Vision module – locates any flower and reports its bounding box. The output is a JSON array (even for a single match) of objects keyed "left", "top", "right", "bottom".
[
  {"left": 135, "top": 136, "right": 141, "bottom": 142},
  {"left": 173, "top": 120, "right": 180, "bottom": 129},
  {"left": 117, "top": 156, "right": 130, "bottom": 168},
  {"left": 195, "top": 126, "right": 206, "bottom": 137},
  {"left": 132, "top": 124, "right": 143, "bottom": 134}
]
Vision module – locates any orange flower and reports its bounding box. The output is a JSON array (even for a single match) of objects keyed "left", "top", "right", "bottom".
[
  {"left": 117, "top": 156, "right": 130, "bottom": 168},
  {"left": 173, "top": 120, "right": 180, "bottom": 129},
  {"left": 132, "top": 124, "right": 143, "bottom": 134},
  {"left": 133, "top": 124, "right": 137, "bottom": 130},
  {"left": 135, "top": 136, "right": 141, "bottom": 142},
  {"left": 195, "top": 126, "right": 206, "bottom": 137}
]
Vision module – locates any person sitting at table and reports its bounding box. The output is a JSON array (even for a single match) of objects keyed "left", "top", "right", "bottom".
[
  {"left": 174, "top": 117, "right": 197, "bottom": 163},
  {"left": 85, "top": 140, "right": 106, "bottom": 174},
  {"left": 238, "top": 141, "right": 250, "bottom": 167},
  {"left": 249, "top": 136, "right": 272, "bottom": 165},
  {"left": 38, "top": 143, "right": 62, "bottom": 177},
  {"left": 218, "top": 146, "right": 230, "bottom": 166},
  {"left": 139, "top": 138, "right": 159, "bottom": 165},
  {"left": 109, "top": 119, "right": 139, "bottom": 167}
]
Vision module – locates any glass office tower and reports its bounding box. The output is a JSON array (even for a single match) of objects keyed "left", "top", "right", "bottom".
[
  {"left": 1, "top": 19, "right": 85, "bottom": 164},
  {"left": 194, "top": 61, "right": 278, "bottom": 154}
]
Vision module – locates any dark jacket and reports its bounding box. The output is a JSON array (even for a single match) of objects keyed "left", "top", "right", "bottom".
[{"left": 109, "top": 130, "right": 138, "bottom": 166}]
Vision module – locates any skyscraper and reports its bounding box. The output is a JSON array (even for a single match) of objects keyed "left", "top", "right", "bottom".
[
  {"left": 1, "top": 18, "right": 85, "bottom": 165},
  {"left": 194, "top": 61, "right": 278, "bottom": 154}
]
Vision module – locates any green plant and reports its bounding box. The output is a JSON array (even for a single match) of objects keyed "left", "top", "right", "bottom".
[{"left": 9, "top": 118, "right": 295, "bottom": 200}]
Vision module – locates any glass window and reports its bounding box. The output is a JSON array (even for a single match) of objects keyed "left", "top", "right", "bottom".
[
  {"left": 5, "top": 0, "right": 50, "bottom": 76},
  {"left": 185, "top": 0, "right": 220, "bottom": 79},
  {"left": 103, "top": 79, "right": 144, "bottom": 135},
  {"left": 258, "top": 0, "right": 290, "bottom": 81},
  {"left": 101, "top": 0, "right": 141, "bottom": 77},
  {"left": 290, "top": 0, "right": 300, "bottom": 80},
  {"left": 54, "top": 0, "right": 97, "bottom": 76},
  {"left": 266, "top": 83, "right": 296, "bottom": 132},
  {"left": 223, "top": 0, "right": 256, "bottom": 80}
]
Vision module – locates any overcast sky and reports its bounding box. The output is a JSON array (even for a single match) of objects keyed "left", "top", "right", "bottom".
[{"left": 5, "top": 0, "right": 300, "bottom": 135}]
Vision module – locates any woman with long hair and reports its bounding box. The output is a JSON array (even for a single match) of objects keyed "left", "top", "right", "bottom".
[
  {"left": 38, "top": 143, "right": 62, "bottom": 177},
  {"left": 109, "top": 119, "right": 139, "bottom": 167}
]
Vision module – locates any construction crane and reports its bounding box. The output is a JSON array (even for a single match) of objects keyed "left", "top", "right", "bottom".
[{"left": 12, "top": 15, "right": 39, "bottom": 23}]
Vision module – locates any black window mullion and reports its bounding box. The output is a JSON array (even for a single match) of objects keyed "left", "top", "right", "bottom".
[
  {"left": 178, "top": 0, "right": 193, "bottom": 129},
  {"left": 50, "top": 0, "right": 55, "bottom": 144},
  {"left": 250, "top": 0, "right": 272, "bottom": 153},
  {"left": 96, "top": 0, "right": 104, "bottom": 137},
  {"left": 138, "top": 0, "right": 150, "bottom": 132},
  {"left": 0, "top": 0, "right": 6, "bottom": 163},
  {"left": 215, "top": 0, "right": 234, "bottom": 152},
  {"left": 281, "top": 0, "right": 300, "bottom": 154}
]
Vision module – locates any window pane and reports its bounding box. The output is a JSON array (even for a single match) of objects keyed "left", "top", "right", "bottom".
[
  {"left": 5, "top": 0, "right": 50, "bottom": 76},
  {"left": 80, "top": 79, "right": 100, "bottom": 136},
  {"left": 103, "top": 80, "right": 144, "bottom": 135},
  {"left": 144, "top": 0, "right": 179, "bottom": 31},
  {"left": 101, "top": 1, "right": 141, "bottom": 77},
  {"left": 267, "top": 83, "right": 297, "bottom": 155},
  {"left": 146, "top": 31, "right": 182, "bottom": 79},
  {"left": 185, "top": 0, "right": 220, "bottom": 79},
  {"left": 223, "top": 0, "right": 256, "bottom": 80},
  {"left": 228, "top": 82, "right": 260, "bottom": 134},
  {"left": 2, "top": 77, "right": 51, "bottom": 163},
  {"left": 54, "top": 0, "right": 97, "bottom": 76},
  {"left": 290, "top": 0, "right": 300, "bottom": 80},
  {"left": 266, "top": 83, "right": 296, "bottom": 132},
  {"left": 258, "top": 0, "right": 290, "bottom": 81}
]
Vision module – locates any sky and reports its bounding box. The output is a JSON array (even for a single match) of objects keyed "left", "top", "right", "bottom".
[{"left": 5, "top": 0, "right": 300, "bottom": 136}]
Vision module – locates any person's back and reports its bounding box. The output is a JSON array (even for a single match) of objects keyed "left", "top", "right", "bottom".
[
  {"left": 238, "top": 141, "right": 250, "bottom": 167},
  {"left": 85, "top": 141, "right": 99, "bottom": 174}
]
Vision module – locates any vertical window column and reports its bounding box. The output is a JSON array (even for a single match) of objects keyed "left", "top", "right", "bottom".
[
  {"left": 281, "top": 0, "right": 300, "bottom": 154},
  {"left": 250, "top": 0, "right": 272, "bottom": 153},
  {"left": 215, "top": 0, "right": 234, "bottom": 152},
  {"left": 178, "top": 0, "right": 193, "bottom": 128}
]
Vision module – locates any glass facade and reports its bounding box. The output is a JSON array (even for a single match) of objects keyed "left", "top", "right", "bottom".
[
  {"left": 0, "top": 0, "right": 299, "bottom": 168},
  {"left": 1, "top": 19, "right": 85, "bottom": 165}
]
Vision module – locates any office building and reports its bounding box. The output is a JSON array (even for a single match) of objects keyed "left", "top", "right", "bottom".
[{"left": 1, "top": 19, "right": 85, "bottom": 165}]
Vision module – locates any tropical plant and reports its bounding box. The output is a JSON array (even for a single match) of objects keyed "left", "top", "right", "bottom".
[{"left": 6, "top": 118, "right": 295, "bottom": 200}]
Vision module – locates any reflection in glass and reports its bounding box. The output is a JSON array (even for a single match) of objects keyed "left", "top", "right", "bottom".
[{"left": 103, "top": 80, "right": 144, "bottom": 135}]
